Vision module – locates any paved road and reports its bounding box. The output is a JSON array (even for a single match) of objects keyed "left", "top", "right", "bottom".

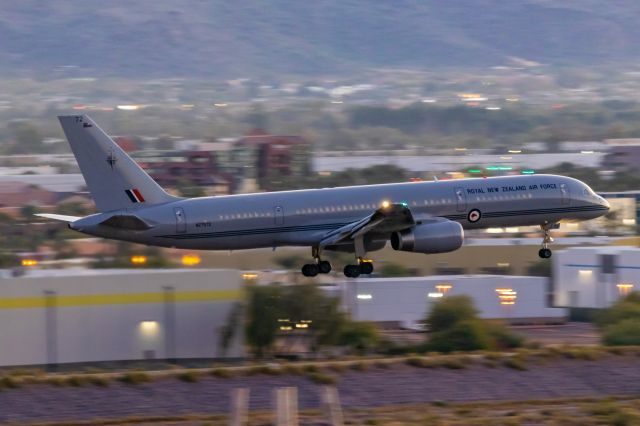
[{"left": 1, "top": 356, "right": 640, "bottom": 424}]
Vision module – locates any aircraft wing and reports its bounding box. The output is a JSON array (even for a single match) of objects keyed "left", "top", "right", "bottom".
[{"left": 319, "top": 203, "right": 415, "bottom": 247}]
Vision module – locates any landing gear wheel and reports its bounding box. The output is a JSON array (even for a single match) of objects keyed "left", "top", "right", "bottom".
[
  {"left": 344, "top": 264, "right": 361, "bottom": 278},
  {"left": 538, "top": 248, "right": 552, "bottom": 259},
  {"left": 318, "top": 260, "right": 332, "bottom": 274},
  {"left": 301, "top": 263, "right": 319, "bottom": 277},
  {"left": 360, "top": 261, "right": 374, "bottom": 275}
]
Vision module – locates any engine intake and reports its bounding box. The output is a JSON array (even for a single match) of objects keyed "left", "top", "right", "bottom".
[{"left": 391, "top": 221, "right": 464, "bottom": 254}]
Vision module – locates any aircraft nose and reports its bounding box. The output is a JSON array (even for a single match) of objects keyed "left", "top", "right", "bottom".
[{"left": 601, "top": 197, "right": 611, "bottom": 212}]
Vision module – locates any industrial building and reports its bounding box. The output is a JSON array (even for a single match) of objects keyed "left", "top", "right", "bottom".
[
  {"left": 340, "top": 275, "right": 565, "bottom": 327},
  {"left": 553, "top": 246, "right": 640, "bottom": 308},
  {"left": 0, "top": 268, "right": 245, "bottom": 367}
]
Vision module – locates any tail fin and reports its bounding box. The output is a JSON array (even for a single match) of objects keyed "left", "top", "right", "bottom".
[{"left": 58, "top": 115, "right": 178, "bottom": 212}]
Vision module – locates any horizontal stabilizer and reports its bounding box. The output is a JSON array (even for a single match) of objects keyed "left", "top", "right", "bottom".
[
  {"left": 99, "top": 214, "right": 153, "bottom": 230},
  {"left": 35, "top": 213, "right": 81, "bottom": 222}
]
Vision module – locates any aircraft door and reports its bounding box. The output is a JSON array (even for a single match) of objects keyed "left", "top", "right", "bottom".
[
  {"left": 173, "top": 207, "right": 187, "bottom": 233},
  {"left": 454, "top": 187, "right": 466, "bottom": 212},
  {"left": 274, "top": 205, "right": 284, "bottom": 226},
  {"left": 560, "top": 183, "right": 570, "bottom": 205}
]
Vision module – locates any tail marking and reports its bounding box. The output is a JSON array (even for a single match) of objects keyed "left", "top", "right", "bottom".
[{"left": 125, "top": 188, "right": 145, "bottom": 203}]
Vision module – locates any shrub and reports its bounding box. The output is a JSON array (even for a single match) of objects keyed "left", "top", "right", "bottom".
[
  {"left": 406, "top": 357, "right": 427, "bottom": 368},
  {"left": 66, "top": 375, "right": 89, "bottom": 387},
  {"left": 428, "top": 320, "right": 491, "bottom": 353},
  {"left": 307, "top": 372, "right": 338, "bottom": 385},
  {"left": 327, "top": 363, "right": 347, "bottom": 373},
  {"left": 484, "top": 321, "right": 525, "bottom": 350},
  {"left": 0, "top": 376, "right": 21, "bottom": 389},
  {"left": 597, "top": 295, "right": 640, "bottom": 328},
  {"left": 246, "top": 365, "right": 281, "bottom": 376},
  {"left": 89, "top": 376, "right": 110, "bottom": 387},
  {"left": 503, "top": 357, "right": 527, "bottom": 371},
  {"left": 374, "top": 361, "right": 391, "bottom": 369},
  {"left": 441, "top": 358, "right": 466, "bottom": 369},
  {"left": 119, "top": 371, "right": 151, "bottom": 385},
  {"left": 211, "top": 368, "right": 233, "bottom": 379},
  {"left": 603, "top": 319, "right": 640, "bottom": 346},
  {"left": 282, "top": 364, "right": 303, "bottom": 375},
  {"left": 303, "top": 364, "right": 319, "bottom": 373},
  {"left": 46, "top": 377, "right": 66, "bottom": 387},
  {"left": 339, "top": 321, "right": 380, "bottom": 354},
  {"left": 427, "top": 296, "right": 478, "bottom": 333},
  {"left": 178, "top": 371, "right": 200, "bottom": 383},
  {"left": 350, "top": 361, "right": 368, "bottom": 371}
]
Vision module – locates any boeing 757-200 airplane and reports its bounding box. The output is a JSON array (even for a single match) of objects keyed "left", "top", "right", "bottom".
[{"left": 38, "top": 115, "right": 610, "bottom": 277}]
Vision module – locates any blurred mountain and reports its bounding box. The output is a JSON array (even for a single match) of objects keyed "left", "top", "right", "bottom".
[{"left": 3, "top": 0, "right": 640, "bottom": 78}]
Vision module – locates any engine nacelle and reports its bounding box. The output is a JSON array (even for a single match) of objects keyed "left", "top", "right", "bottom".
[{"left": 390, "top": 220, "right": 464, "bottom": 254}]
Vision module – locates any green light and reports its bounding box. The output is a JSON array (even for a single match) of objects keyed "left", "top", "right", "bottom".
[
  {"left": 401, "top": 202, "right": 408, "bottom": 207},
  {"left": 521, "top": 170, "right": 535, "bottom": 174},
  {"left": 468, "top": 169, "right": 482, "bottom": 173},
  {"left": 486, "top": 165, "right": 512, "bottom": 171}
]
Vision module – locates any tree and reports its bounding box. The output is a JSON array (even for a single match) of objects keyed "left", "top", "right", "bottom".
[
  {"left": 245, "top": 285, "right": 283, "bottom": 358},
  {"left": 425, "top": 295, "right": 523, "bottom": 352},
  {"left": 596, "top": 293, "right": 640, "bottom": 328},
  {"left": 219, "top": 302, "right": 243, "bottom": 357},
  {"left": 428, "top": 319, "right": 491, "bottom": 353},
  {"left": 281, "top": 284, "right": 347, "bottom": 352},
  {"left": 339, "top": 321, "right": 379, "bottom": 354},
  {"left": 426, "top": 295, "right": 478, "bottom": 333},
  {"left": 603, "top": 319, "right": 640, "bottom": 346}
]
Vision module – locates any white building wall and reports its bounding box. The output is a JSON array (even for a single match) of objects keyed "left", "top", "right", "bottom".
[
  {"left": 0, "top": 269, "right": 245, "bottom": 367},
  {"left": 343, "top": 275, "right": 564, "bottom": 325},
  {"left": 554, "top": 247, "right": 640, "bottom": 308}
]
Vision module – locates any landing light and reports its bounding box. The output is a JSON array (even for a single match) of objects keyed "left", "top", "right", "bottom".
[
  {"left": 130, "top": 255, "right": 147, "bottom": 265},
  {"left": 381, "top": 200, "right": 391, "bottom": 209},
  {"left": 181, "top": 254, "right": 201, "bottom": 266},
  {"left": 21, "top": 259, "right": 38, "bottom": 267}
]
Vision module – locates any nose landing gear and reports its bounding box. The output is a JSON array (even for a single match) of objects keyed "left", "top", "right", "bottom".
[{"left": 538, "top": 223, "right": 558, "bottom": 259}]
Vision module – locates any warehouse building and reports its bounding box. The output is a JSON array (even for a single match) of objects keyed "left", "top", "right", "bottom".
[
  {"left": 340, "top": 275, "right": 565, "bottom": 327},
  {"left": 553, "top": 246, "right": 640, "bottom": 308},
  {"left": 0, "top": 268, "right": 245, "bottom": 367}
]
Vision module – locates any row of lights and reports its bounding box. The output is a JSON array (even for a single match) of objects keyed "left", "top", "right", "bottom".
[
  {"left": 278, "top": 318, "right": 312, "bottom": 331},
  {"left": 360, "top": 284, "right": 519, "bottom": 306},
  {"left": 130, "top": 254, "right": 202, "bottom": 266}
]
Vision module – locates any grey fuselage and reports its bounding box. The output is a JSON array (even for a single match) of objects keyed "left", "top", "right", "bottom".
[{"left": 71, "top": 174, "right": 610, "bottom": 251}]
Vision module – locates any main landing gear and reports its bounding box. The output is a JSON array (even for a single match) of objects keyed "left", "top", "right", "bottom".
[
  {"left": 343, "top": 259, "right": 374, "bottom": 278},
  {"left": 301, "top": 246, "right": 333, "bottom": 277},
  {"left": 302, "top": 239, "right": 375, "bottom": 278},
  {"left": 538, "top": 223, "right": 558, "bottom": 259}
]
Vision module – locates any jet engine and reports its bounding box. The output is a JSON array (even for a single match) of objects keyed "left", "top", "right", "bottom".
[{"left": 390, "top": 220, "right": 464, "bottom": 254}]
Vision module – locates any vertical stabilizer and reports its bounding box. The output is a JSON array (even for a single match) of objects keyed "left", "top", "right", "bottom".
[{"left": 58, "top": 115, "right": 178, "bottom": 212}]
